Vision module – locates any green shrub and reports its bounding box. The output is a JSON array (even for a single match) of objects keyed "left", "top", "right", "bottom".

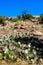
[
  {"left": 15, "top": 21, "right": 19, "bottom": 26},
  {"left": 0, "top": 53, "right": 3, "bottom": 61},
  {"left": 22, "top": 14, "right": 33, "bottom": 21},
  {"left": 0, "top": 33, "right": 42, "bottom": 64}
]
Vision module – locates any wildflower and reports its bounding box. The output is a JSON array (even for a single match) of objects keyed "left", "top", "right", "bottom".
[{"left": 25, "top": 49, "right": 28, "bottom": 54}]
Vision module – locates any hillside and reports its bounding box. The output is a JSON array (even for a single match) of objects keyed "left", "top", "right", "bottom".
[
  {"left": 0, "top": 20, "right": 43, "bottom": 37},
  {"left": 0, "top": 16, "right": 43, "bottom": 65}
]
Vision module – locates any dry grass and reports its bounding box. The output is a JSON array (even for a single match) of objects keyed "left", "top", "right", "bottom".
[
  {"left": 0, "top": 60, "right": 43, "bottom": 65},
  {"left": 0, "top": 60, "right": 28, "bottom": 65}
]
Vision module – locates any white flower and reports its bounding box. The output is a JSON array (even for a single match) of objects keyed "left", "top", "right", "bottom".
[
  {"left": 28, "top": 43, "right": 31, "bottom": 48},
  {"left": 27, "top": 56, "right": 29, "bottom": 59},
  {"left": 4, "top": 47, "right": 9, "bottom": 53},
  {"left": 18, "top": 42, "right": 20, "bottom": 45},
  {"left": 40, "top": 58, "right": 42, "bottom": 62},
  {"left": 31, "top": 59, "right": 34, "bottom": 63},
  {"left": 28, "top": 48, "right": 30, "bottom": 51},
  {"left": 14, "top": 46, "right": 15, "bottom": 49},
  {"left": 37, "top": 48, "right": 39, "bottom": 50},
  {"left": 33, "top": 50, "right": 36, "bottom": 55},
  {"left": 23, "top": 44, "right": 26, "bottom": 47},
  {"left": 20, "top": 33, "right": 22, "bottom": 37},
  {"left": 25, "top": 49, "right": 28, "bottom": 54},
  {"left": 11, "top": 55, "right": 14, "bottom": 59},
  {"left": 33, "top": 46, "right": 35, "bottom": 49},
  {"left": 22, "top": 50, "right": 24, "bottom": 53}
]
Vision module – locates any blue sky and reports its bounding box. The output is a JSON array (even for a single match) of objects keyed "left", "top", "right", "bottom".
[{"left": 0, "top": 0, "right": 43, "bottom": 16}]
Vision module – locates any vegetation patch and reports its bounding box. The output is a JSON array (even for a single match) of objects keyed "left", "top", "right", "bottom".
[{"left": 0, "top": 32, "right": 43, "bottom": 65}]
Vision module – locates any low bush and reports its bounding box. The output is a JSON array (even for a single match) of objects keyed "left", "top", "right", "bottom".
[{"left": 0, "top": 33, "right": 43, "bottom": 64}]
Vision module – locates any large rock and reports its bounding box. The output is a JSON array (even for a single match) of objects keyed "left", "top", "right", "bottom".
[{"left": 33, "top": 31, "right": 43, "bottom": 36}]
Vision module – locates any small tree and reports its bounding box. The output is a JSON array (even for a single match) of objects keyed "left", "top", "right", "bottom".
[
  {"left": 17, "top": 16, "right": 22, "bottom": 20},
  {"left": 22, "top": 14, "right": 33, "bottom": 21},
  {"left": 39, "top": 14, "right": 43, "bottom": 24},
  {"left": 0, "top": 16, "right": 5, "bottom": 26},
  {"left": 22, "top": 10, "right": 33, "bottom": 21}
]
